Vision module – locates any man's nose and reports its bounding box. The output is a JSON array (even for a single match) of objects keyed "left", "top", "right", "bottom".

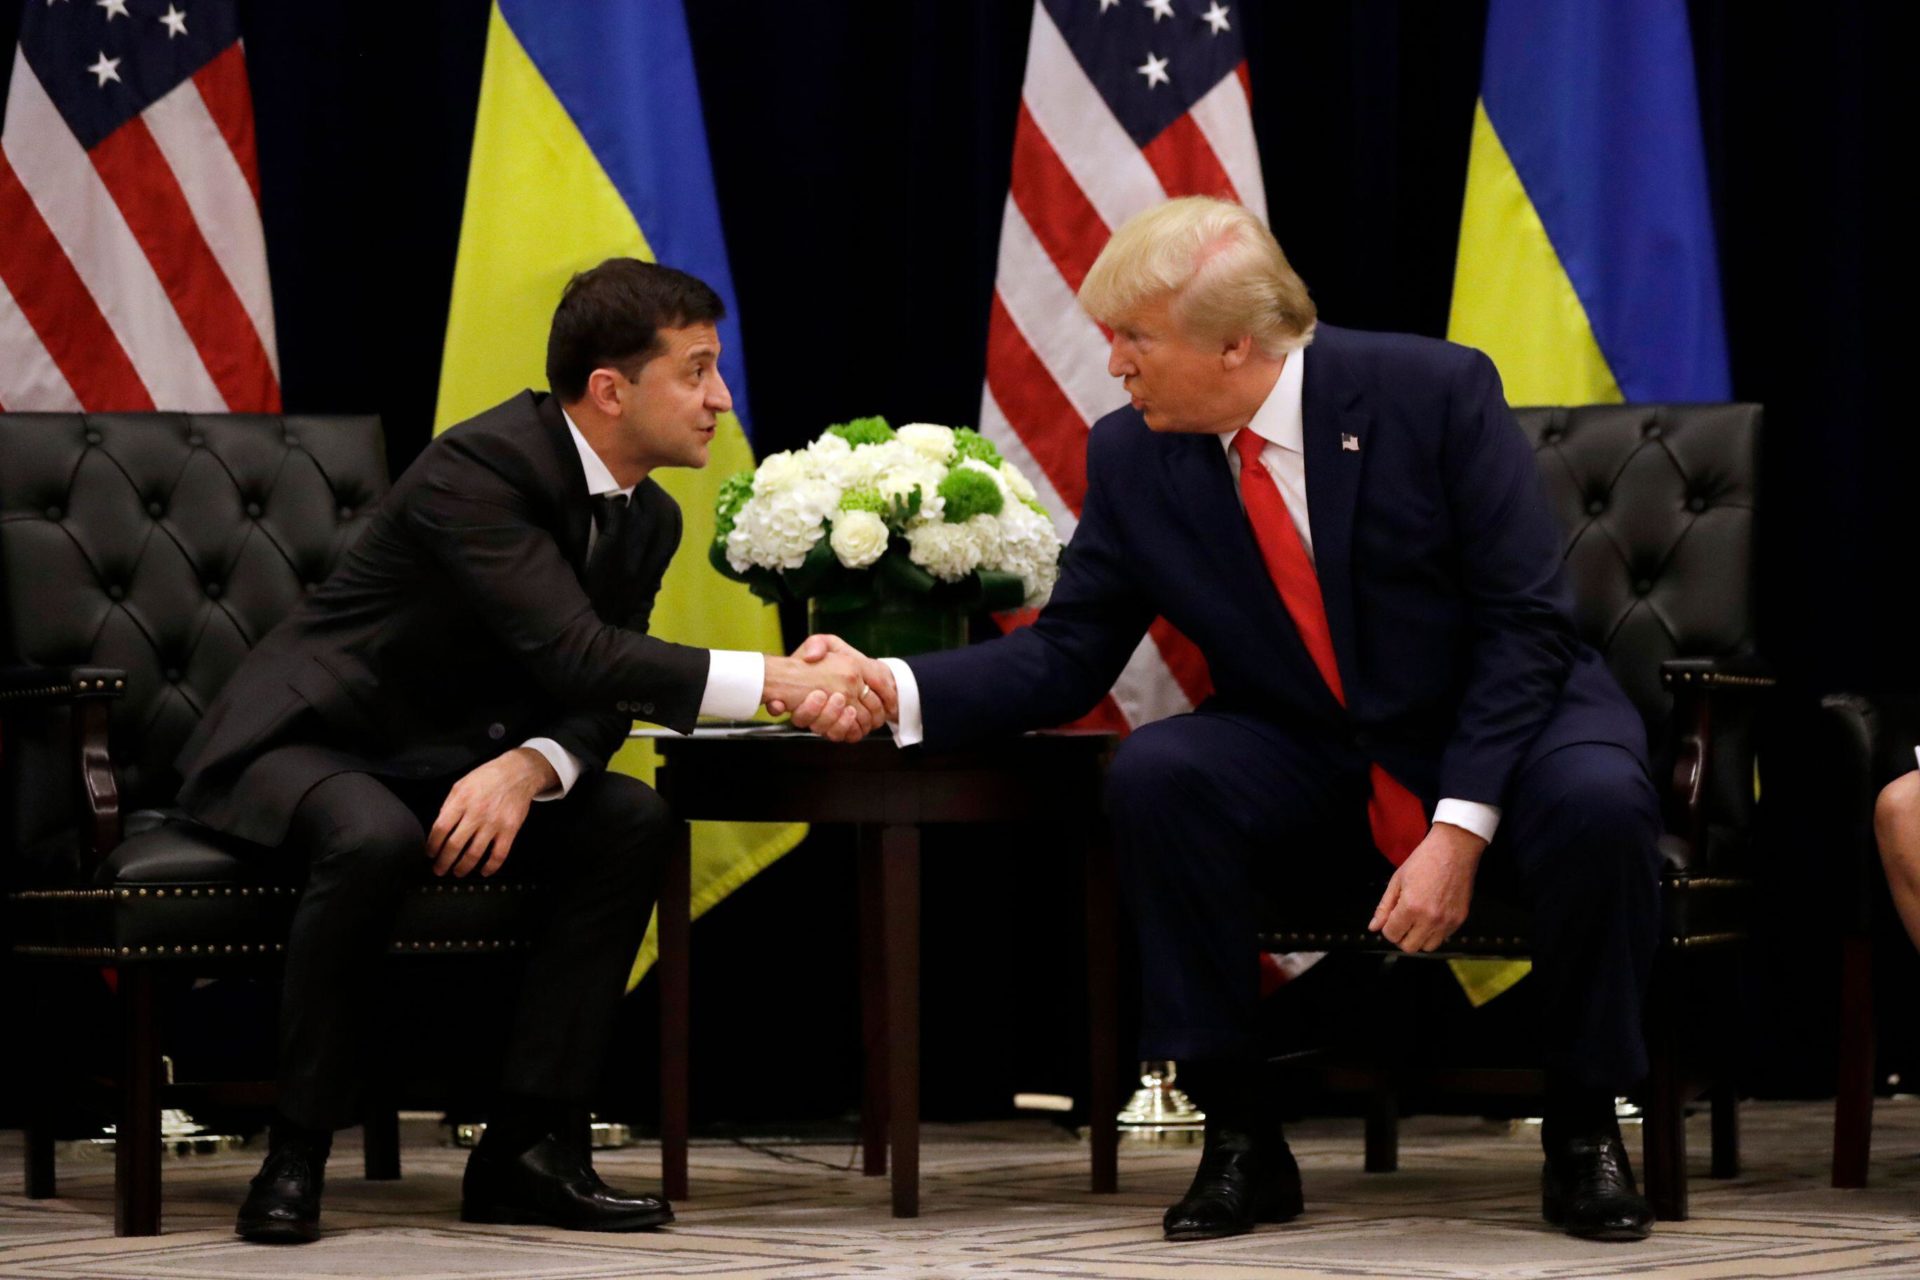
[
  {"left": 1108, "top": 342, "right": 1134, "bottom": 378},
  {"left": 708, "top": 371, "right": 734, "bottom": 413}
]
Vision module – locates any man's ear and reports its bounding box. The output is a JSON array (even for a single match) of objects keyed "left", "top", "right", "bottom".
[
  {"left": 583, "top": 367, "right": 625, "bottom": 417},
  {"left": 1220, "top": 333, "right": 1255, "bottom": 371}
]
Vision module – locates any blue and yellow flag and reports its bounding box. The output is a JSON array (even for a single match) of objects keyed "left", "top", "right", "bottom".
[
  {"left": 1449, "top": 0, "right": 1731, "bottom": 406},
  {"left": 1446, "top": 0, "right": 1729, "bottom": 1005},
  {"left": 434, "top": 0, "right": 800, "bottom": 987}
]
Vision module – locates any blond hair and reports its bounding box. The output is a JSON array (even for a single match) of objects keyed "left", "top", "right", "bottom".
[{"left": 1078, "top": 196, "right": 1316, "bottom": 357}]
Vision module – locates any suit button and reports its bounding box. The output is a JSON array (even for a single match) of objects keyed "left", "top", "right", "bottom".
[
  {"left": 1354, "top": 731, "right": 1373, "bottom": 750},
  {"left": 616, "top": 700, "right": 630, "bottom": 713},
  {"left": 487, "top": 723, "right": 505, "bottom": 740},
  {"left": 640, "top": 702, "right": 656, "bottom": 716}
]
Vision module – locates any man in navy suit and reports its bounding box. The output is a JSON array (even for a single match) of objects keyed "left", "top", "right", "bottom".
[{"left": 792, "top": 197, "right": 1661, "bottom": 1242}]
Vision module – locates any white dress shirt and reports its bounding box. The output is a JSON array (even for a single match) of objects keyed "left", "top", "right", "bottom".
[
  {"left": 520, "top": 412, "right": 764, "bottom": 800},
  {"left": 885, "top": 350, "right": 1500, "bottom": 846}
]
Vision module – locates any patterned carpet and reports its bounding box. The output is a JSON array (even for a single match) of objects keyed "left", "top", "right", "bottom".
[{"left": 3, "top": 1101, "right": 1919, "bottom": 1279}]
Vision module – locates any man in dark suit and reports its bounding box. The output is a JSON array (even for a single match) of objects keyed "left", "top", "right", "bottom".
[
  {"left": 177, "top": 259, "right": 876, "bottom": 1243},
  {"left": 795, "top": 198, "right": 1661, "bottom": 1242}
]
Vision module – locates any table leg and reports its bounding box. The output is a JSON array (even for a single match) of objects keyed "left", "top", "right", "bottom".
[
  {"left": 1084, "top": 826, "right": 1120, "bottom": 1193},
  {"left": 881, "top": 823, "right": 921, "bottom": 1218},
  {"left": 659, "top": 821, "right": 692, "bottom": 1201},
  {"left": 856, "top": 825, "right": 888, "bottom": 1176}
]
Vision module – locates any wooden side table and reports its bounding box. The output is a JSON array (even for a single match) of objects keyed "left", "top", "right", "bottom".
[{"left": 650, "top": 728, "right": 1120, "bottom": 1217}]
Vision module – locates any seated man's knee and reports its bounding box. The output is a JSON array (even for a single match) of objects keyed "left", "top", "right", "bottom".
[
  {"left": 298, "top": 781, "right": 424, "bottom": 886},
  {"left": 1533, "top": 748, "right": 1660, "bottom": 882},
  {"left": 1104, "top": 717, "right": 1216, "bottom": 819}
]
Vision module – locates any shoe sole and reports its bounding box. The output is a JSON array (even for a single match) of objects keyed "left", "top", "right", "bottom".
[
  {"left": 1543, "top": 1194, "right": 1651, "bottom": 1242},
  {"left": 1163, "top": 1187, "right": 1304, "bottom": 1241},
  {"left": 235, "top": 1220, "right": 319, "bottom": 1245},
  {"left": 460, "top": 1203, "right": 674, "bottom": 1232}
]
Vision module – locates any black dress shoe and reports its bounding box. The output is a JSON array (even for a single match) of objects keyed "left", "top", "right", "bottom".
[
  {"left": 462, "top": 1134, "right": 673, "bottom": 1231},
  {"left": 1162, "top": 1125, "right": 1304, "bottom": 1242},
  {"left": 1542, "top": 1133, "right": 1654, "bottom": 1242},
  {"left": 236, "top": 1142, "right": 326, "bottom": 1244}
]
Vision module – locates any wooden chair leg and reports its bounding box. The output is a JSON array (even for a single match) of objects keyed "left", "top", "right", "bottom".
[
  {"left": 1084, "top": 825, "right": 1120, "bottom": 1194},
  {"left": 115, "top": 967, "right": 163, "bottom": 1237},
  {"left": 1709, "top": 1083, "right": 1739, "bottom": 1179},
  {"left": 856, "top": 827, "right": 889, "bottom": 1178},
  {"left": 880, "top": 823, "right": 921, "bottom": 1219},
  {"left": 1642, "top": 958, "right": 1689, "bottom": 1221},
  {"left": 1364, "top": 1086, "right": 1399, "bottom": 1173},
  {"left": 658, "top": 821, "right": 692, "bottom": 1201},
  {"left": 1833, "top": 931, "right": 1875, "bottom": 1188},
  {"left": 362, "top": 1100, "right": 400, "bottom": 1181},
  {"left": 24, "top": 1107, "right": 56, "bottom": 1199}
]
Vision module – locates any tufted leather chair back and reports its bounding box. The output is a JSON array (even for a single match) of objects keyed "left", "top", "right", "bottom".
[
  {"left": 1516, "top": 403, "right": 1762, "bottom": 861},
  {"left": 0, "top": 414, "right": 387, "bottom": 879}
]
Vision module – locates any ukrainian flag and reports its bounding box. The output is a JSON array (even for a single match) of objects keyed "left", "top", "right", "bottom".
[
  {"left": 1446, "top": 0, "right": 1730, "bottom": 1005},
  {"left": 434, "top": 0, "right": 801, "bottom": 987}
]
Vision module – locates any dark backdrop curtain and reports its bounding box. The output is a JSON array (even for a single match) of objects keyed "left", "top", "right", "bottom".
[{"left": 0, "top": 0, "right": 1905, "bottom": 1121}]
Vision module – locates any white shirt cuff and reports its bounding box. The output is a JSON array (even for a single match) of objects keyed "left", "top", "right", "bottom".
[
  {"left": 1433, "top": 798, "right": 1501, "bottom": 844},
  {"left": 881, "top": 658, "right": 923, "bottom": 747},
  {"left": 521, "top": 737, "right": 582, "bottom": 802},
  {"left": 699, "top": 650, "right": 765, "bottom": 721}
]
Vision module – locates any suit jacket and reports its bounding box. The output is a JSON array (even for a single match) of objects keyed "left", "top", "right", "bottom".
[
  {"left": 906, "top": 324, "right": 1647, "bottom": 813},
  {"left": 175, "top": 390, "right": 711, "bottom": 847}
]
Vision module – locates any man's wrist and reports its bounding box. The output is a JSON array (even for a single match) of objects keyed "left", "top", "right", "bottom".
[
  {"left": 512, "top": 745, "right": 560, "bottom": 796},
  {"left": 1430, "top": 820, "right": 1489, "bottom": 856}
]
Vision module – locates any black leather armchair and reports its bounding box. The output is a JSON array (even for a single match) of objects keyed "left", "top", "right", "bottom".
[
  {"left": 0, "top": 413, "right": 548, "bottom": 1235},
  {"left": 1255, "top": 403, "right": 1770, "bottom": 1221}
]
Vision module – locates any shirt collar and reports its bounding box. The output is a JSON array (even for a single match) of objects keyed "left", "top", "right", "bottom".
[
  {"left": 560, "top": 407, "right": 634, "bottom": 500},
  {"left": 1221, "top": 346, "right": 1306, "bottom": 459}
]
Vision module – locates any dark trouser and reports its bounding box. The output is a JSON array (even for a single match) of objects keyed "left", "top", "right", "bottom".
[
  {"left": 1106, "top": 709, "right": 1662, "bottom": 1093},
  {"left": 271, "top": 765, "right": 669, "bottom": 1131}
]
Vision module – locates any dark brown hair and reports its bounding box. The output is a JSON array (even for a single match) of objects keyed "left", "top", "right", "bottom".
[{"left": 545, "top": 258, "right": 725, "bottom": 400}]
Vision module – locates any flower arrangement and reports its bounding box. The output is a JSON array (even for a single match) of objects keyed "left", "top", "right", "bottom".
[{"left": 711, "top": 417, "right": 1063, "bottom": 620}]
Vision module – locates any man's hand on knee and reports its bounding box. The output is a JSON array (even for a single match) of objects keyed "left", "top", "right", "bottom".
[
  {"left": 427, "top": 747, "right": 558, "bottom": 878},
  {"left": 1367, "top": 821, "right": 1487, "bottom": 953}
]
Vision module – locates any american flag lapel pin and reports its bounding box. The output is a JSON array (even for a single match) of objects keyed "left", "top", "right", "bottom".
[{"left": 1341, "top": 433, "right": 1361, "bottom": 452}]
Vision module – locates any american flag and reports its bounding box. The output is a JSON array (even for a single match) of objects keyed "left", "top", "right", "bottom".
[
  {"left": 0, "top": 0, "right": 278, "bottom": 413},
  {"left": 982, "top": 0, "right": 1265, "bottom": 733}
]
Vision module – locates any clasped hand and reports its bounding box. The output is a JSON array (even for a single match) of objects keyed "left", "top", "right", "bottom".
[{"left": 762, "top": 634, "right": 896, "bottom": 742}]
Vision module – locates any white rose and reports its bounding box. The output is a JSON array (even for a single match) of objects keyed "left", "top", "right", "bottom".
[
  {"left": 896, "top": 423, "right": 956, "bottom": 463},
  {"left": 752, "top": 451, "right": 809, "bottom": 496},
  {"left": 828, "top": 509, "right": 890, "bottom": 569},
  {"left": 804, "top": 432, "right": 853, "bottom": 476},
  {"left": 999, "top": 460, "right": 1039, "bottom": 505},
  {"left": 906, "top": 520, "right": 983, "bottom": 582}
]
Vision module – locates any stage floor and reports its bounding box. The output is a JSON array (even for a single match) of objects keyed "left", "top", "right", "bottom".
[{"left": 3, "top": 1099, "right": 1918, "bottom": 1278}]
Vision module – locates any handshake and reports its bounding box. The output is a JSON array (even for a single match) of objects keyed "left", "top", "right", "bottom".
[{"left": 758, "top": 634, "right": 899, "bottom": 742}]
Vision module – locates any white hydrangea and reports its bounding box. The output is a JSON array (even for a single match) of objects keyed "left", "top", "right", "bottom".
[
  {"left": 991, "top": 498, "right": 1065, "bottom": 606},
  {"left": 725, "top": 478, "right": 839, "bottom": 572},
  {"left": 804, "top": 432, "right": 853, "bottom": 472},
  {"left": 896, "top": 423, "right": 957, "bottom": 464},
  {"left": 827, "top": 509, "right": 889, "bottom": 569},
  {"left": 906, "top": 519, "right": 984, "bottom": 581}
]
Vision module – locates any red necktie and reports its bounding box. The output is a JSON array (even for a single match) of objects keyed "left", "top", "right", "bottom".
[{"left": 1232, "top": 428, "right": 1428, "bottom": 865}]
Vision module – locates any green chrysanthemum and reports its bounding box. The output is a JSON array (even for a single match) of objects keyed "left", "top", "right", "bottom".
[
  {"left": 952, "top": 427, "right": 1002, "bottom": 467},
  {"left": 839, "top": 487, "right": 888, "bottom": 515},
  {"left": 939, "top": 467, "right": 1004, "bottom": 523},
  {"left": 828, "top": 415, "right": 896, "bottom": 447}
]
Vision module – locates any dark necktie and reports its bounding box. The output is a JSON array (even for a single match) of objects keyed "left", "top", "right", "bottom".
[
  {"left": 1231, "top": 428, "right": 1428, "bottom": 865},
  {"left": 586, "top": 492, "right": 630, "bottom": 605}
]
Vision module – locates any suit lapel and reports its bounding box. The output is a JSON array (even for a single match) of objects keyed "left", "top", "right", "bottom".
[
  {"left": 535, "top": 392, "right": 595, "bottom": 572},
  {"left": 1301, "top": 336, "right": 1368, "bottom": 699}
]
